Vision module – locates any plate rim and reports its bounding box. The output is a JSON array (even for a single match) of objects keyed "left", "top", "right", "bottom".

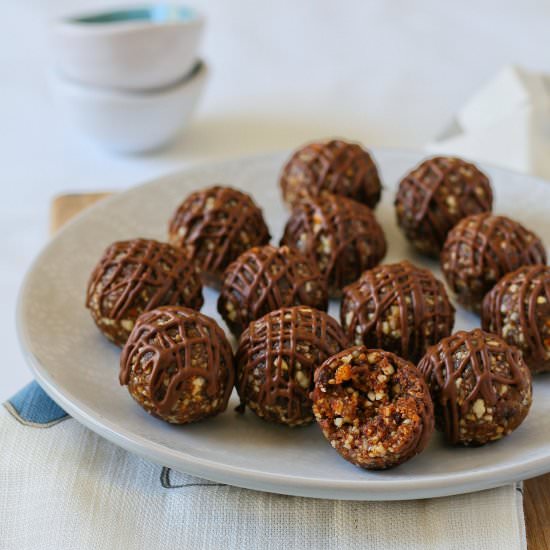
[{"left": 16, "top": 147, "right": 550, "bottom": 501}]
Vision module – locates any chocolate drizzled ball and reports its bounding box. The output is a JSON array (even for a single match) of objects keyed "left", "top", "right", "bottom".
[
  {"left": 482, "top": 265, "right": 550, "bottom": 374},
  {"left": 312, "top": 346, "right": 434, "bottom": 470},
  {"left": 86, "top": 239, "right": 203, "bottom": 346},
  {"left": 218, "top": 245, "right": 328, "bottom": 337},
  {"left": 441, "top": 213, "right": 547, "bottom": 310},
  {"left": 120, "top": 306, "right": 234, "bottom": 424},
  {"left": 395, "top": 156, "right": 493, "bottom": 257},
  {"left": 236, "top": 306, "right": 348, "bottom": 426},
  {"left": 281, "top": 193, "right": 387, "bottom": 296},
  {"left": 418, "top": 329, "right": 532, "bottom": 446},
  {"left": 280, "top": 139, "right": 382, "bottom": 209},
  {"left": 168, "top": 186, "right": 271, "bottom": 286},
  {"left": 341, "top": 261, "right": 455, "bottom": 363}
]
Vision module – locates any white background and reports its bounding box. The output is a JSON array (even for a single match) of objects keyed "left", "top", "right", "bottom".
[{"left": 2, "top": 0, "right": 550, "bottom": 402}]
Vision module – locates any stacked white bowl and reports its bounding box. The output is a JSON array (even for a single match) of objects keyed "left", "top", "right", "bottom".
[{"left": 50, "top": 5, "right": 207, "bottom": 154}]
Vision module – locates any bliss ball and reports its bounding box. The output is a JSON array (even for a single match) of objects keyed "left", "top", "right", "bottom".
[
  {"left": 168, "top": 186, "right": 271, "bottom": 286},
  {"left": 418, "top": 329, "right": 532, "bottom": 446},
  {"left": 86, "top": 239, "right": 203, "bottom": 346},
  {"left": 482, "top": 265, "right": 550, "bottom": 374},
  {"left": 312, "top": 346, "right": 434, "bottom": 470},
  {"left": 236, "top": 306, "right": 348, "bottom": 427},
  {"left": 280, "top": 193, "right": 387, "bottom": 296},
  {"left": 218, "top": 244, "right": 328, "bottom": 337},
  {"left": 280, "top": 139, "right": 382, "bottom": 209},
  {"left": 120, "top": 306, "right": 234, "bottom": 424},
  {"left": 441, "top": 213, "right": 547, "bottom": 310},
  {"left": 395, "top": 156, "right": 493, "bottom": 257},
  {"left": 341, "top": 260, "right": 455, "bottom": 363}
]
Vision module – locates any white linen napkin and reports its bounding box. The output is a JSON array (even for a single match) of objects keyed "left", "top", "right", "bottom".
[
  {"left": 427, "top": 65, "right": 550, "bottom": 179},
  {"left": 1, "top": 382, "right": 526, "bottom": 550}
]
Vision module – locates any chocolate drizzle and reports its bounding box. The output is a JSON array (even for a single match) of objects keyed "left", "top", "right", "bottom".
[
  {"left": 168, "top": 186, "right": 271, "bottom": 282},
  {"left": 482, "top": 265, "right": 550, "bottom": 373},
  {"left": 341, "top": 260, "right": 455, "bottom": 362},
  {"left": 418, "top": 329, "right": 532, "bottom": 445},
  {"left": 441, "top": 213, "right": 547, "bottom": 309},
  {"left": 120, "top": 306, "right": 234, "bottom": 421},
  {"left": 280, "top": 139, "right": 382, "bottom": 208},
  {"left": 281, "top": 193, "right": 387, "bottom": 296},
  {"left": 218, "top": 244, "right": 329, "bottom": 336},
  {"left": 86, "top": 239, "right": 204, "bottom": 345},
  {"left": 236, "top": 306, "right": 348, "bottom": 426},
  {"left": 395, "top": 157, "right": 493, "bottom": 256}
]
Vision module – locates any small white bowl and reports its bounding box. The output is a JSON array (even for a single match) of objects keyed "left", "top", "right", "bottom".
[
  {"left": 51, "top": 61, "right": 208, "bottom": 154},
  {"left": 51, "top": 5, "right": 204, "bottom": 90}
]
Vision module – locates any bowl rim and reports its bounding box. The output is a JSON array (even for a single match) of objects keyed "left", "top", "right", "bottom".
[
  {"left": 51, "top": 60, "right": 208, "bottom": 99},
  {"left": 53, "top": 4, "right": 204, "bottom": 35}
]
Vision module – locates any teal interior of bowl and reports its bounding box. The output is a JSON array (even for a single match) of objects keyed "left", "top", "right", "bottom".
[{"left": 70, "top": 5, "right": 196, "bottom": 25}]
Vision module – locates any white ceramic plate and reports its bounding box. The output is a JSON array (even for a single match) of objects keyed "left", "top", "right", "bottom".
[{"left": 17, "top": 149, "right": 550, "bottom": 500}]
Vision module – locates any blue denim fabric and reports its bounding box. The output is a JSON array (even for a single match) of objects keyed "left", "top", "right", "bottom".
[{"left": 5, "top": 381, "right": 68, "bottom": 426}]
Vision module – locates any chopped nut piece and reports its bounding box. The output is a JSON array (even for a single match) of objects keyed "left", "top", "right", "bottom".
[
  {"left": 367, "top": 352, "right": 380, "bottom": 364},
  {"left": 382, "top": 364, "right": 395, "bottom": 375},
  {"left": 121, "top": 319, "right": 134, "bottom": 332},
  {"left": 295, "top": 370, "right": 310, "bottom": 389},
  {"left": 472, "top": 399, "right": 486, "bottom": 419}
]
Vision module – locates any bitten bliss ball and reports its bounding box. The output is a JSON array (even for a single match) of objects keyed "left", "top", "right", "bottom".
[
  {"left": 441, "top": 213, "right": 547, "bottom": 310},
  {"left": 482, "top": 265, "right": 550, "bottom": 374},
  {"left": 218, "top": 244, "right": 328, "bottom": 337},
  {"left": 86, "top": 238, "right": 204, "bottom": 346},
  {"left": 168, "top": 186, "right": 271, "bottom": 285},
  {"left": 120, "top": 306, "right": 234, "bottom": 424},
  {"left": 312, "top": 347, "right": 434, "bottom": 470},
  {"left": 341, "top": 261, "right": 455, "bottom": 363},
  {"left": 236, "top": 306, "right": 348, "bottom": 426},
  {"left": 395, "top": 156, "right": 493, "bottom": 257},
  {"left": 418, "top": 329, "right": 532, "bottom": 446},
  {"left": 281, "top": 193, "right": 387, "bottom": 296},
  {"left": 280, "top": 139, "right": 382, "bottom": 209}
]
